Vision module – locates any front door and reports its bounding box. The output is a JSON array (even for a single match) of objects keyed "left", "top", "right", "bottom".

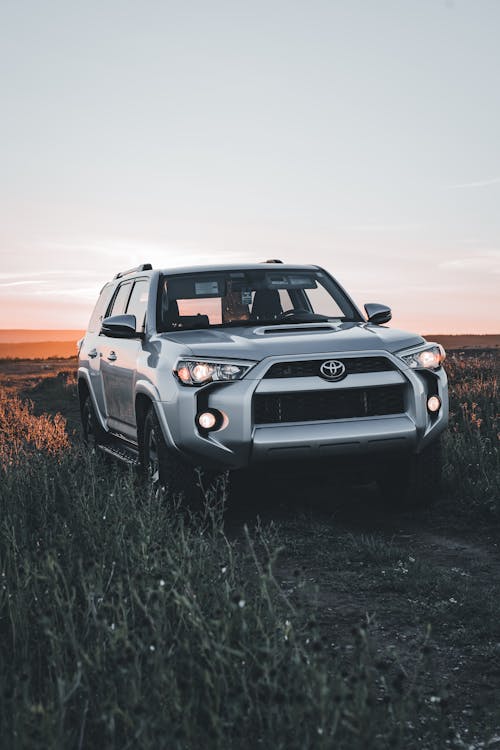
[{"left": 100, "top": 278, "right": 149, "bottom": 440}]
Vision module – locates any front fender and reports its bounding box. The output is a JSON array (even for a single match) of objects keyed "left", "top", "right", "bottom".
[
  {"left": 77, "top": 368, "right": 107, "bottom": 432},
  {"left": 135, "top": 379, "right": 178, "bottom": 451}
]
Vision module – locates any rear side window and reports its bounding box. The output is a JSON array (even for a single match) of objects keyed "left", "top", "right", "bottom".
[
  {"left": 108, "top": 281, "right": 133, "bottom": 316},
  {"left": 126, "top": 279, "right": 149, "bottom": 332},
  {"left": 87, "top": 283, "right": 115, "bottom": 333}
]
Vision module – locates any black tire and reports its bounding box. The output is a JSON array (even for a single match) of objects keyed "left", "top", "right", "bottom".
[
  {"left": 141, "top": 406, "right": 228, "bottom": 507},
  {"left": 81, "top": 392, "right": 107, "bottom": 449},
  {"left": 377, "top": 438, "right": 443, "bottom": 509}
]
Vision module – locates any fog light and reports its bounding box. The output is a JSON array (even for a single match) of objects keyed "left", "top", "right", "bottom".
[
  {"left": 427, "top": 395, "right": 441, "bottom": 413},
  {"left": 198, "top": 411, "right": 220, "bottom": 430}
]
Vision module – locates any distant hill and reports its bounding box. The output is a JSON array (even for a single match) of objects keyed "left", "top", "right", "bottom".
[
  {"left": 0, "top": 342, "right": 79, "bottom": 359},
  {"left": 0, "top": 330, "right": 84, "bottom": 344},
  {"left": 0, "top": 331, "right": 83, "bottom": 360},
  {"left": 0, "top": 330, "right": 498, "bottom": 360},
  {"left": 424, "top": 334, "right": 500, "bottom": 350}
]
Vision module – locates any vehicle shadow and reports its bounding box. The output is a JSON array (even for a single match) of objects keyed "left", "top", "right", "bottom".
[{"left": 225, "top": 462, "right": 400, "bottom": 530}]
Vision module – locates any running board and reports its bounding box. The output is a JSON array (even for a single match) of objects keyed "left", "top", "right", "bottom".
[{"left": 97, "top": 442, "right": 141, "bottom": 467}]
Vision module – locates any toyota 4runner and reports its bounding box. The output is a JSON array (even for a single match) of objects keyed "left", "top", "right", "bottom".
[{"left": 78, "top": 261, "right": 448, "bottom": 506}]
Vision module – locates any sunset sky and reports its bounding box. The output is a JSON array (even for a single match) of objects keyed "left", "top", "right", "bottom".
[{"left": 1, "top": 0, "right": 499, "bottom": 334}]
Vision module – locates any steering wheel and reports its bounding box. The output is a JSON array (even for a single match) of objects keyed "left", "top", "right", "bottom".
[{"left": 279, "top": 309, "right": 311, "bottom": 319}]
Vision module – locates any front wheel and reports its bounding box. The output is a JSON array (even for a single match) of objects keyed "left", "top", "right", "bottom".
[
  {"left": 141, "top": 407, "right": 228, "bottom": 507},
  {"left": 377, "top": 439, "right": 443, "bottom": 509}
]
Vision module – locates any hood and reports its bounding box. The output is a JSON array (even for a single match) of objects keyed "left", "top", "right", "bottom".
[{"left": 158, "top": 322, "right": 425, "bottom": 360}]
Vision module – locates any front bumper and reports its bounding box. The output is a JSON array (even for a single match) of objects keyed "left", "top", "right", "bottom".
[{"left": 156, "top": 350, "right": 449, "bottom": 470}]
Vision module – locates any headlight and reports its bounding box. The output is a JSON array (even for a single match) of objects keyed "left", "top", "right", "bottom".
[
  {"left": 397, "top": 343, "right": 446, "bottom": 370},
  {"left": 174, "top": 358, "right": 255, "bottom": 386}
]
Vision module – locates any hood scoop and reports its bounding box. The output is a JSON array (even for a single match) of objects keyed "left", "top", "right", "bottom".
[{"left": 255, "top": 323, "right": 339, "bottom": 335}]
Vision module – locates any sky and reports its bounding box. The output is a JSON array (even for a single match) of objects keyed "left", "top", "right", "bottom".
[{"left": 1, "top": 0, "right": 499, "bottom": 334}]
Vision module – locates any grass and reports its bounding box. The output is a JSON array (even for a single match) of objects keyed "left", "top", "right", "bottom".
[
  {"left": 0, "top": 350, "right": 498, "bottom": 748},
  {"left": 443, "top": 351, "right": 499, "bottom": 516},
  {"left": 0, "top": 452, "right": 452, "bottom": 749}
]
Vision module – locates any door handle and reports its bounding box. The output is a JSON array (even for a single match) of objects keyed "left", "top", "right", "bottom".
[
  {"left": 107, "top": 351, "right": 117, "bottom": 362},
  {"left": 88, "top": 348, "right": 98, "bottom": 359}
]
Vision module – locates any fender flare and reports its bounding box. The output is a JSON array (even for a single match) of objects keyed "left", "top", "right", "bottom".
[
  {"left": 77, "top": 368, "right": 108, "bottom": 432},
  {"left": 135, "top": 380, "right": 178, "bottom": 451}
]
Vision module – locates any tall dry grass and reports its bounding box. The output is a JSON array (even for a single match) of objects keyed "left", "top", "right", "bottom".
[
  {"left": 0, "top": 352, "right": 498, "bottom": 747},
  {"left": 443, "top": 352, "right": 499, "bottom": 515},
  {"left": 0, "top": 395, "right": 452, "bottom": 748}
]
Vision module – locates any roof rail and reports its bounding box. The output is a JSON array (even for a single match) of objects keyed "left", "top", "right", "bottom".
[
  {"left": 114, "top": 263, "right": 153, "bottom": 279},
  {"left": 264, "top": 259, "right": 283, "bottom": 264}
]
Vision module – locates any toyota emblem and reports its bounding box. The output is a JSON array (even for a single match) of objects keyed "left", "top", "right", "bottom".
[{"left": 319, "top": 359, "right": 346, "bottom": 381}]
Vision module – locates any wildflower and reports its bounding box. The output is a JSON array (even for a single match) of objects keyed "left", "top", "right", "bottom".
[
  {"left": 149, "top": 645, "right": 155, "bottom": 652},
  {"left": 221, "top": 566, "right": 227, "bottom": 574},
  {"left": 231, "top": 591, "right": 244, "bottom": 607},
  {"left": 159, "top": 579, "right": 165, "bottom": 587}
]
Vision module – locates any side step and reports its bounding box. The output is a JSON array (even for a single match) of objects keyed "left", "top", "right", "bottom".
[{"left": 97, "top": 442, "right": 141, "bottom": 467}]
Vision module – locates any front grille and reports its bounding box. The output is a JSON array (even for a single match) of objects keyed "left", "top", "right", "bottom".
[
  {"left": 254, "top": 386, "right": 405, "bottom": 424},
  {"left": 264, "top": 356, "right": 396, "bottom": 379}
]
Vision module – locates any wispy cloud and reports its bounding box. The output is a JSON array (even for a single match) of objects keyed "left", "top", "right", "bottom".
[
  {"left": 439, "top": 249, "right": 500, "bottom": 273},
  {"left": 0, "top": 280, "right": 48, "bottom": 287},
  {"left": 337, "top": 223, "right": 422, "bottom": 232},
  {"left": 447, "top": 177, "right": 500, "bottom": 189},
  {"left": 0, "top": 270, "right": 100, "bottom": 281}
]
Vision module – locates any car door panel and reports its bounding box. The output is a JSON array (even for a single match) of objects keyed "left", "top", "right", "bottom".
[
  {"left": 100, "top": 278, "right": 149, "bottom": 439},
  {"left": 101, "top": 338, "right": 141, "bottom": 438}
]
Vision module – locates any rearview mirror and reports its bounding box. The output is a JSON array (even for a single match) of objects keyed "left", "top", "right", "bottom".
[
  {"left": 101, "top": 314, "right": 138, "bottom": 338},
  {"left": 364, "top": 303, "right": 392, "bottom": 325}
]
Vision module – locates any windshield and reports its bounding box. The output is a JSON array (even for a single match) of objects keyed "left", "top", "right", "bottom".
[{"left": 157, "top": 269, "right": 361, "bottom": 331}]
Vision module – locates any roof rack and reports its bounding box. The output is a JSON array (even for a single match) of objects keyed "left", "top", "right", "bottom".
[
  {"left": 114, "top": 263, "right": 153, "bottom": 279},
  {"left": 264, "top": 259, "right": 283, "bottom": 264}
]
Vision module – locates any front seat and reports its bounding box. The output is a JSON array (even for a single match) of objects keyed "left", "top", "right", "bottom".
[
  {"left": 251, "top": 290, "right": 283, "bottom": 320},
  {"left": 162, "top": 298, "right": 180, "bottom": 328}
]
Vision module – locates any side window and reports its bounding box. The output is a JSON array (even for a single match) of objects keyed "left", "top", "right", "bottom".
[
  {"left": 126, "top": 279, "right": 149, "bottom": 332},
  {"left": 108, "top": 281, "right": 133, "bottom": 317},
  {"left": 87, "top": 284, "right": 115, "bottom": 333}
]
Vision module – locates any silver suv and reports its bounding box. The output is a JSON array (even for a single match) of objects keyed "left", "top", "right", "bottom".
[{"left": 78, "top": 261, "right": 448, "bottom": 506}]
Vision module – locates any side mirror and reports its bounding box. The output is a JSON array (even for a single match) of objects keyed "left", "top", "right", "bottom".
[
  {"left": 101, "top": 314, "right": 138, "bottom": 338},
  {"left": 364, "top": 303, "right": 392, "bottom": 325}
]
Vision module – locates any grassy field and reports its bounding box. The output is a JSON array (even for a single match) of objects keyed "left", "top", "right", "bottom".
[{"left": 0, "top": 352, "right": 498, "bottom": 748}]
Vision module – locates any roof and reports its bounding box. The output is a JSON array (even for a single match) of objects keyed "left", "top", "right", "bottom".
[
  {"left": 157, "top": 263, "right": 322, "bottom": 275},
  {"left": 109, "top": 262, "right": 325, "bottom": 284}
]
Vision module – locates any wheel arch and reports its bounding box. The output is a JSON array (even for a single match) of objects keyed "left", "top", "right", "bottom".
[
  {"left": 77, "top": 369, "right": 107, "bottom": 432},
  {"left": 77, "top": 376, "right": 90, "bottom": 413},
  {"left": 134, "top": 380, "right": 177, "bottom": 454},
  {"left": 77, "top": 369, "right": 95, "bottom": 416},
  {"left": 135, "top": 392, "right": 152, "bottom": 451}
]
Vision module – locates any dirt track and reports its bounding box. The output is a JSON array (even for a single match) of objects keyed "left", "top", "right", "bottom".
[{"left": 226, "top": 465, "right": 500, "bottom": 736}]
